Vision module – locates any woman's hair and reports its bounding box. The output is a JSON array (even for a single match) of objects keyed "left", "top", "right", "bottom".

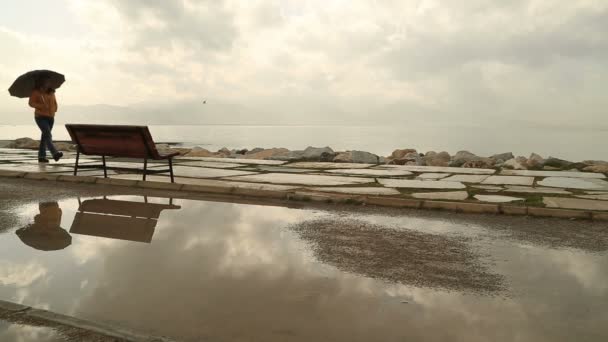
[{"left": 34, "top": 74, "right": 51, "bottom": 90}]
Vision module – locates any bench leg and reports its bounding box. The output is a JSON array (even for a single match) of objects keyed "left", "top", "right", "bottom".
[
  {"left": 74, "top": 150, "right": 80, "bottom": 176},
  {"left": 169, "top": 158, "right": 174, "bottom": 183},
  {"left": 143, "top": 157, "right": 147, "bottom": 181},
  {"left": 102, "top": 155, "right": 107, "bottom": 178}
]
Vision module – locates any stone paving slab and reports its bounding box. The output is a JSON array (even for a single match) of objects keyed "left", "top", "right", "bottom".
[
  {"left": 0, "top": 164, "right": 72, "bottom": 173},
  {"left": 170, "top": 166, "right": 258, "bottom": 178},
  {"left": 576, "top": 194, "right": 608, "bottom": 201},
  {"left": 442, "top": 174, "right": 489, "bottom": 183},
  {"left": 254, "top": 166, "right": 317, "bottom": 173},
  {"left": 326, "top": 169, "right": 413, "bottom": 177},
  {"left": 172, "top": 160, "right": 242, "bottom": 168},
  {"left": 417, "top": 173, "right": 450, "bottom": 179},
  {"left": 0, "top": 148, "right": 38, "bottom": 154},
  {"left": 177, "top": 156, "right": 286, "bottom": 165},
  {"left": 475, "top": 194, "right": 524, "bottom": 203},
  {"left": 0, "top": 155, "right": 35, "bottom": 161},
  {"left": 377, "top": 179, "right": 466, "bottom": 189},
  {"left": 285, "top": 162, "right": 374, "bottom": 169},
  {"left": 502, "top": 186, "right": 572, "bottom": 195},
  {"left": 500, "top": 169, "right": 606, "bottom": 179},
  {"left": 376, "top": 165, "right": 495, "bottom": 175},
  {"left": 537, "top": 177, "right": 608, "bottom": 190},
  {"left": 226, "top": 173, "right": 374, "bottom": 186},
  {"left": 471, "top": 185, "right": 504, "bottom": 192},
  {"left": 17, "top": 158, "right": 98, "bottom": 165},
  {"left": 110, "top": 174, "right": 299, "bottom": 191},
  {"left": 412, "top": 191, "right": 469, "bottom": 200},
  {"left": 544, "top": 197, "right": 608, "bottom": 211},
  {"left": 309, "top": 187, "right": 401, "bottom": 195},
  {"left": 481, "top": 176, "right": 535, "bottom": 186}
]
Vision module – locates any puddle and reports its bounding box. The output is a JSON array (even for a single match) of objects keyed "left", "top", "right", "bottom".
[
  {"left": 0, "top": 195, "right": 607, "bottom": 341},
  {"left": 0, "top": 321, "right": 62, "bottom": 342}
]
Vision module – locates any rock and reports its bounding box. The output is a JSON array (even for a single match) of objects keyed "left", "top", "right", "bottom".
[
  {"left": 269, "top": 150, "right": 305, "bottom": 161},
  {"left": 450, "top": 151, "right": 479, "bottom": 167},
  {"left": 423, "top": 151, "right": 450, "bottom": 167},
  {"left": 462, "top": 158, "right": 495, "bottom": 169},
  {"left": 503, "top": 157, "right": 527, "bottom": 170},
  {"left": 390, "top": 149, "right": 417, "bottom": 160},
  {"left": 184, "top": 147, "right": 215, "bottom": 157},
  {"left": 246, "top": 148, "right": 265, "bottom": 155},
  {"left": 583, "top": 160, "right": 608, "bottom": 166},
  {"left": 216, "top": 147, "right": 231, "bottom": 157},
  {"left": 333, "top": 151, "right": 380, "bottom": 164},
  {"left": 7, "top": 137, "right": 39, "bottom": 149},
  {"left": 244, "top": 148, "right": 290, "bottom": 160},
  {"left": 390, "top": 152, "right": 424, "bottom": 166},
  {"left": 543, "top": 166, "right": 560, "bottom": 171},
  {"left": 302, "top": 146, "right": 335, "bottom": 161},
  {"left": 583, "top": 165, "right": 608, "bottom": 173},
  {"left": 544, "top": 157, "right": 574, "bottom": 170},
  {"left": 490, "top": 152, "right": 514, "bottom": 161},
  {"left": 54, "top": 142, "right": 76, "bottom": 151},
  {"left": 526, "top": 153, "right": 545, "bottom": 170}
]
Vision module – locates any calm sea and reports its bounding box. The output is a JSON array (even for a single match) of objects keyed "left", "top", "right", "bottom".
[{"left": 0, "top": 124, "right": 605, "bottom": 161}]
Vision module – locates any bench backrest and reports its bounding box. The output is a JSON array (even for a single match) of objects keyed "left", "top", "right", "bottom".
[{"left": 65, "top": 124, "right": 161, "bottom": 159}]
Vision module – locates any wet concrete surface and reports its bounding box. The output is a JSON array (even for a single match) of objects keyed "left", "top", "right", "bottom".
[{"left": 1, "top": 178, "right": 608, "bottom": 341}]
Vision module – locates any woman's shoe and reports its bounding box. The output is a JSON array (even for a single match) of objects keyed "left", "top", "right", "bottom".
[
  {"left": 53, "top": 152, "right": 63, "bottom": 162},
  {"left": 38, "top": 158, "right": 50, "bottom": 163}
]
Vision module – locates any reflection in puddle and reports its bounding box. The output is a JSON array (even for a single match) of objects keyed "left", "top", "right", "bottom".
[
  {"left": 16, "top": 202, "right": 71, "bottom": 251},
  {"left": 0, "top": 195, "right": 607, "bottom": 341},
  {"left": 70, "top": 198, "right": 180, "bottom": 243}
]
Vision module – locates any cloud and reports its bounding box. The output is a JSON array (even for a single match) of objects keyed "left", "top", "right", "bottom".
[{"left": 1, "top": 0, "right": 607, "bottom": 126}]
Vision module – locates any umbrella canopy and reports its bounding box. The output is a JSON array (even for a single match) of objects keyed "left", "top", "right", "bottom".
[
  {"left": 8, "top": 70, "right": 65, "bottom": 98},
  {"left": 16, "top": 225, "right": 72, "bottom": 251}
]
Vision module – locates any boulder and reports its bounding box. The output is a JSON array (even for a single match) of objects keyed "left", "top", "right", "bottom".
[
  {"left": 503, "top": 157, "right": 527, "bottom": 170},
  {"left": 54, "top": 142, "right": 76, "bottom": 151},
  {"left": 7, "top": 137, "right": 39, "bottom": 150},
  {"left": 390, "top": 149, "right": 417, "bottom": 160},
  {"left": 583, "top": 165, "right": 608, "bottom": 173},
  {"left": 544, "top": 157, "right": 574, "bottom": 170},
  {"left": 246, "top": 148, "right": 265, "bottom": 155},
  {"left": 526, "top": 153, "right": 545, "bottom": 170},
  {"left": 334, "top": 151, "right": 380, "bottom": 164},
  {"left": 462, "top": 158, "right": 495, "bottom": 169},
  {"left": 269, "top": 151, "right": 303, "bottom": 161},
  {"left": 301, "top": 146, "right": 335, "bottom": 161},
  {"left": 216, "top": 147, "right": 231, "bottom": 157},
  {"left": 490, "top": 152, "right": 514, "bottom": 162},
  {"left": 390, "top": 152, "right": 424, "bottom": 166},
  {"left": 450, "top": 151, "right": 479, "bottom": 167},
  {"left": 423, "top": 151, "right": 450, "bottom": 167},
  {"left": 184, "top": 147, "right": 215, "bottom": 157},
  {"left": 244, "top": 148, "right": 290, "bottom": 160},
  {"left": 583, "top": 160, "right": 608, "bottom": 168}
]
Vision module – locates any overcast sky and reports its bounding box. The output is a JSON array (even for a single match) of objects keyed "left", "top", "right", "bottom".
[{"left": 1, "top": 0, "right": 607, "bottom": 125}]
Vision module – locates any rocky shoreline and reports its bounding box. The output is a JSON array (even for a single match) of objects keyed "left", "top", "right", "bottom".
[{"left": 6, "top": 137, "right": 608, "bottom": 173}]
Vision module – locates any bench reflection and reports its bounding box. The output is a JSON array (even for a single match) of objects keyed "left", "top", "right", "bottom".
[{"left": 69, "top": 197, "right": 181, "bottom": 243}]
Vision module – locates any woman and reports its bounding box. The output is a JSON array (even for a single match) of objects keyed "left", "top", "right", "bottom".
[{"left": 29, "top": 75, "right": 63, "bottom": 163}]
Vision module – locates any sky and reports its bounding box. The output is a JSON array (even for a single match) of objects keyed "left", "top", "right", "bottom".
[{"left": 0, "top": 0, "right": 607, "bottom": 125}]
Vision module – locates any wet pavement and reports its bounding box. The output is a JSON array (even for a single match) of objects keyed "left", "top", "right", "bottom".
[{"left": 1, "top": 179, "right": 608, "bottom": 341}]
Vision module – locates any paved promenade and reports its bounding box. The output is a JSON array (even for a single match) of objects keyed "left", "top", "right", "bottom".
[{"left": 1, "top": 148, "right": 607, "bottom": 220}]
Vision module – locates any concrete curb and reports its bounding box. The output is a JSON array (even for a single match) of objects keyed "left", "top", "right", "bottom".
[
  {"left": 0, "top": 300, "right": 175, "bottom": 342},
  {"left": 1, "top": 171, "right": 607, "bottom": 221}
]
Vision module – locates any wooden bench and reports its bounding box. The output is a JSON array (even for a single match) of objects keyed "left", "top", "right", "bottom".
[{"left": 65, "top": 124, "right": 180, "bottom": 182}]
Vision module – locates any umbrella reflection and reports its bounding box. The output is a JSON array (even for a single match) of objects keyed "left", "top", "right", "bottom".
[
  {"left": 69, "top": 197, "right": 181, "bottom": 243},
  {"left": 16, "top": 202, "right": 71, "bottom": 251}
]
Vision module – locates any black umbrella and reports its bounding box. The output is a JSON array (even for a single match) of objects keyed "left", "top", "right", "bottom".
[{"left": 8, "top": 70, "right": 65, "bottom": 98}]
